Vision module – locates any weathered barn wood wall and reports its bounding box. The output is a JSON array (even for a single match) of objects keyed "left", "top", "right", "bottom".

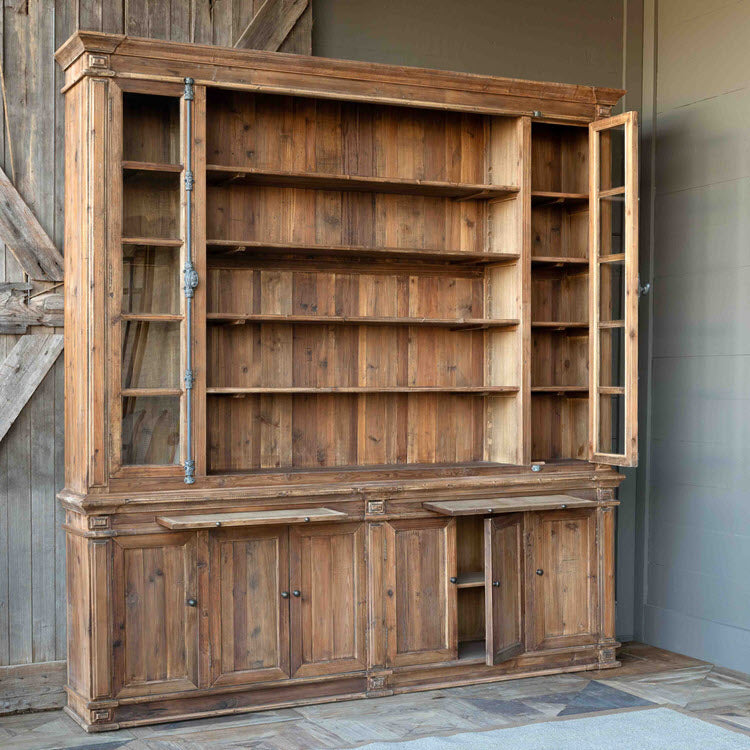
[{"left": 0, "top": 0, "right": 311, "bottom": 714}]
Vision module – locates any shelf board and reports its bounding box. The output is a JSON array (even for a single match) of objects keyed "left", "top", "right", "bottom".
[
  {"left": 531, "top": 191, "right": 588, "bottom": 206},
  {"left": 157, "top": 507, "right": 346, "bottom": 530},
  {"left": 122, "top": 160, "right": 183, "bottom": 174},
  {"left": 599, "top": 386, "right": 625, "bottom": 395},
  {"left": 206, "top": 313, "right": 519, "bottom": 330},
  {"left": 206, "top": 165, "right": 519, "bottom": 200},
  {"left": 599, "top": 253, "right": 626, "bottom": 264},
  {"left": 122, "top": 313, "right": 183, "bottom": 322},
  {"left": 532, "top": 322, "right": 588, "bottom": 330},
  {"left": 206, "top": 239, "right": 519, "bottom": 266},
  {"left": 531, "top": 256, "right": 588, "bottom": 266},
  {"left": 456, "top": 572, "right": 485, "bottom": 588},
  {"left": 206, "top": 386, "right": 520, "bottom": 395},
  {"left": 531, "top": 386, "right": 588, "bottom": 393},
  {"left": 121, "top": 388, "right": 182, "bottom": 397},
  {"left": 122, "top": 237, "right": 183, "bottom": 247},
  {"left": 457, "top": 640, "right": 486, "bottom": 662}
]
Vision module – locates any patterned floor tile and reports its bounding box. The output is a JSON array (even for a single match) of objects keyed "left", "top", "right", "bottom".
[
  {"left": 557, "top": 680, "right": 655, "bottom": 716},
  {"left": 597, "top": 665, "right": 714, "bottom": 706}
]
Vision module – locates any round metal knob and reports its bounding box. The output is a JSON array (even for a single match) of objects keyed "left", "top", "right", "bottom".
[
  {"left": 292, "top": 590, "right": 301, "bottom": 597},
  {"left": 449, "top": 576, "right": 458, "bottom": 584},
  {"left": 492, "top": 580, "right": 500, "bottom": 587},
  {"left": 536, "top": 569, "right": 544, "bottom": 576},
  {"left": 215, "top": 521, "right": 221, "bottom": 527},
  {"left": 304, "top": 517, "right": 310, "bottom": 522},
  {"left": 561, "top": 504, "right": 567, "bottom": 509},
  {"left": 187, "top": 598, "right": 197, "bottom": 607},
  {"left": 280, "top": 591, "right": 290, "bottom": 599}
]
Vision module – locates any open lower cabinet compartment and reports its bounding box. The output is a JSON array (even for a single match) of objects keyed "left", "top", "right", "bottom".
[{"left": 58, "top": 31, "right": 636, "bottom": 732}]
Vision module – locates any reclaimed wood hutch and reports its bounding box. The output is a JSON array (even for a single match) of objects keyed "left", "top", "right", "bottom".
[{"left": 55, "top": 32, "right": 639, "bottom": 731}]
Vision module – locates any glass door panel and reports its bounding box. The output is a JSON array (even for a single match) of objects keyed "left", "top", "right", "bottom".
[{"left": 588, "top": 112, "right": 638, "bottom": 466}]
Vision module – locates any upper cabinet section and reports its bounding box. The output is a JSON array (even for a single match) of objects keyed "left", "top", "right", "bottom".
[{"left": 57, "top": 32, "right": 637, "bottom": 494}]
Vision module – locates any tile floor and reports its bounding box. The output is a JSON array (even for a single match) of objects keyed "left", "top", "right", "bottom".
[{"left": 2, "top": 644, "right": 750, "bottom": 749}]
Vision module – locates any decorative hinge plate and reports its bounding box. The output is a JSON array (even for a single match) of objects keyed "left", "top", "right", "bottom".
[{"left": 184, "top": 77, "right": 195, "bottom": 100}]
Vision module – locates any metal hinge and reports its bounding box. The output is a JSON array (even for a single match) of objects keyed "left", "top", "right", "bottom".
[
  {"left": 184, "top": 77, "right": 194, "bottom": 101},
  {"left": 185, "top": 170, "right": 194, "bottom": 192},
  {"left": 184, "top": 261, "right": 199, "bottom": 299}
]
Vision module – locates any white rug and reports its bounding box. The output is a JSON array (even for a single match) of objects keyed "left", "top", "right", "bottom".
[{"left": 350, "top": 707, "right": 750, "bottom": 749}]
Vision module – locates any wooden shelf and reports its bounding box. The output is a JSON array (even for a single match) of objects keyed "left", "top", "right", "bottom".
[
  {"left": 206, "top": 165, "right": 519, "bottom": 199},
  {"left": 122, "top": 160, "right": 183, "bottom": 174},
  {"left": 424, "top": 494, "right": 603, "bottom": 515},
  {"left": 207, "top": 313, "right": 519, "bottom": 330},
  {"left": 157, "top": 507, "right": 346, "bottom": 530},
  {"left": 121, "top": 388, "right": 182, "bottom": 397},
  {"left": 532, "top": 322, "right": 588, "bottom": 330},
  {"left": 531, "top": 386, "right": 588, "bottom": 393},
  {"left": 532, "top": 256, "right": 588, "bottom": 267},
  {"left": 122, "top": 313, "right": 183, "bottom": 322},
  {"left": 531, "top": 190, "right": 588, "bottom": 206},
  {"left": 206, "top": 386, "right": 520, "bottom": 395},
  {"left": 456, "top": 572, "right": 485, "bottom": 588},
  {"left": 206, "top": 239, "right": 518, "bottom": 266},
  {"left": 122, "top": 237, "right": 183, "bottom": 246}
]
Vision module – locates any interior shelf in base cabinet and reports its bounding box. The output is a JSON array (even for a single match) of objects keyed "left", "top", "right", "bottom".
[{"left": 205, "top": 386, "right": 520, "bottom": 394}]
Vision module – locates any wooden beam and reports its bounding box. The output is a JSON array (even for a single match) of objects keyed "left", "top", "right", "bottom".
[
  {"left": 0, "top": 334, "right": 63, "bottom": 444},
  {"left": 0, "top": 166, "right": 64, "bottom": 281},
  {"left": 234, "top": 0, "right": 309, "bottom": 51},
  {"left": 0, "top": 283, "right": 63, "bottom": 334}
]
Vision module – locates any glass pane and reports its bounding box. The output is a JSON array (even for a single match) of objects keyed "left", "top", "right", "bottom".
[
  {"left": 122, "top": 321, "right": 181, "bottom": 388},
  {"left": 122, "top": 396, "right": 180, "bottom": 464},
  {"left": 599, "top": 195, "right": 625, "bottom": 256},
  {"left": 123, "top": 244, "right": 180, "bottom": 314},
  {"left": 599, "top": 328, "right": 625, "bottom": 388},
  {"left": 599, "top": 125, "right": 625, "bottom": 191},
  {"left": 599, "top": 260, "right": 624, "bottom": 323},
  {"left": 598, "top": 394, "right": 624, "bottom": 455}
]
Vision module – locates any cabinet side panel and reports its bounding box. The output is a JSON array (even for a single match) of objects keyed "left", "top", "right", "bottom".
[{"left": 66, "top": 529, "right": 91, "bottom": 696}]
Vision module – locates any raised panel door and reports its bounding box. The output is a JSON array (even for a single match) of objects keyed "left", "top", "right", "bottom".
[
  {"left": 528, "top": 510, "right": 598, "bottom": 650},
  {"left": 290, "top": 522, "right": 366, "bottom": 678},
  {"left": 208, "top": 527, "right": 290, "bottom": 687},
  {"left": 385, "top": 518, "right": 457, "bottom": 667},
  {"left": 112, "top": 533, "right": 198, "bottom": 697},
  {"left": 484, "top": 514, "right": 525, "bottom": 664}
]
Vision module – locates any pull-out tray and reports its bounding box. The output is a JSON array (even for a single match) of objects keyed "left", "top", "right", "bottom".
[
  {"left": 423, "top": 494, "right": 605, "bottom": 516},
  {"left": 157, "top": 507, "right": 346, "bottom": 530}
]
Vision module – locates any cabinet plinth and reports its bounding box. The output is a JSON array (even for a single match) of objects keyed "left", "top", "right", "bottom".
[{"left": 57, "top": 31, "right": 635, "bottom": 732}]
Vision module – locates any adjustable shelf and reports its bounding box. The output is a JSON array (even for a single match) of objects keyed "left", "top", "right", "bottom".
[
  {"left": 531, "top": 386, "right": 588, "bottom": 394},
  {"left": 531, "top": 191, "right": 588, "bottom": 206},
  {"left": 206, "top": 164, "right": 519, "bottom": 200},
  {"left": 532, "top": 321, "right": 588, "bottom": 329},
  {"left": 532, "top": 256, "right": 588, "bottom": 267},
  {"left": 122, "top": 237, "right": 183, "bottom": 246},
  {"left": 206, "top": 239, "right": 518, "bottom": 266},
  {"left": 122, "top": 160, "right": 183, "bottom": 175},
  {"left": 206, "top": 386, "right": 520, "bottom": 395},
  {"left": 206, "top": 313, "right": 519, "bottom": 330},
  {"left": 455, "top": 572, "right": 485, "bottom": 588}
]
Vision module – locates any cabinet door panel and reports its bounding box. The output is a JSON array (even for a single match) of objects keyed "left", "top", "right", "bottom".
[
  {"left": 528, "top": 510, "right": 598, "bottom": 650},
  {"left": 589, "top": 111, "right": 638, "bottom": 466},
  {"left": 290, "top": 522, "right": 366, "bottom": 678},
  {"left": 209, "top": 527, "right": 290, "bottom": 687},
  {"left": 484, "top": 514, "right": 524, "bottom": 665},
  {"left": 112, "top": 533, "right": 198, "bottom": 697},
  {"left": 386, "top": 518, "right": 457, "bottom": 667}
]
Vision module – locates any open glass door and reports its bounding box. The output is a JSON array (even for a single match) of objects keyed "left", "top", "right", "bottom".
[{"left": 588, "top": 112, "right": 638, "bottom": 466}]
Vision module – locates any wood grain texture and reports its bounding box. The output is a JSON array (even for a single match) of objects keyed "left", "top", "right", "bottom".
[{"left": 0, "top": 334, "right": 63, "bottom": 443}]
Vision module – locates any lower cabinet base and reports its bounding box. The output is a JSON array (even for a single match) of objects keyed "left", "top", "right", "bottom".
[{"left": 67, "top": 646, "right": 620, "bottom": 732}]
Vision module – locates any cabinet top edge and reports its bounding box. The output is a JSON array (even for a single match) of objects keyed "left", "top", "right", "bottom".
[{"left": 54, "top": 31, "right": 625, "bottom": 115}]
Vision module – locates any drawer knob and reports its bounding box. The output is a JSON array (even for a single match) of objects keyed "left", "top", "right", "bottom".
[
  {"left": 293, "top": 590, "right": 301, "bottom": 597},
  {"left": 187, "top": 598, "right": 197, "bottom": 607},
  {"left": 536, "top": 569, "right": 544, "bottom": 576},
  {"left": 449, "top": 576, "right": 458, "bottom": 584},
  {"left": 492, "top": 580, "right": 500, "bottom": 587},
  {"left": 281, "top": 591, "right": 290, "bottom": 599}
]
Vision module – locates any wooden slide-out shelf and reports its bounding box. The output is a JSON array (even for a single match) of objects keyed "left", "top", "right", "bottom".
[
  {"left": 424, "top": 494, "right": 602, "bottom": 515},
  {"left": 206, "top": 164, "right": 519, "bottom": 200},
  {"left": 156, "top": 507, "right": 346, "bottom": 530}
]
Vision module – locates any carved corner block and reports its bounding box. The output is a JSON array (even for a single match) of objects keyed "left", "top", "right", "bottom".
[
  {"left": 367, "top": 672, "right": 393, "bottom": 696},
  {"left": 84, "top": 53, "right": 115, "bottom": 78},
  {"left": 367, "top": 500, "right": 385, "bottom": 515},
  {"left": 88, "top": 516, "right": 110, "bottom": 531}
]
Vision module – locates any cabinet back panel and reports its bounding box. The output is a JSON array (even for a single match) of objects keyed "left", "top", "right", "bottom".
[
  {"left": 206, "top": 91, "right": 487, "bottom": 185},
  {"left": 458, "top": 587, "right": 485, "bottom": 642},
  {"left": 531, "top": 124, "right": 588, "bottom": 194},
  {"left": 456, "top": 516, "right": 484, "bottom": 576},
  {"left": 206, "top": 393, "right": 484, "bottom": 472},
  {"left": 206, "top": 186, "right": 483, "bottom": 253},
  {"left": 531, "top": 206, "right": 588, "bottom": 259},
  {"left": 123, "top": 173, "right": 180, "bottom": 239},
  {"left": 531, "top": 269, "right": 588, "bottom": 322},
  {"left": 122, "top": 93, "right": 180, "bottom": 164},
  {"left": 531, "top": 395, "right": 588, "bottom": 461},
  {"left": 206, "top": 267, "right": 484, "bottom": 319},
  {"left": 531, "top": 331, "right": 589, "bottom": 387}
]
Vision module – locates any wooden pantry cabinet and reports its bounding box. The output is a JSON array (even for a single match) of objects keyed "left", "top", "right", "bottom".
[{"left": 56, "top": 32, "right": 637, "bottom": 731}]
